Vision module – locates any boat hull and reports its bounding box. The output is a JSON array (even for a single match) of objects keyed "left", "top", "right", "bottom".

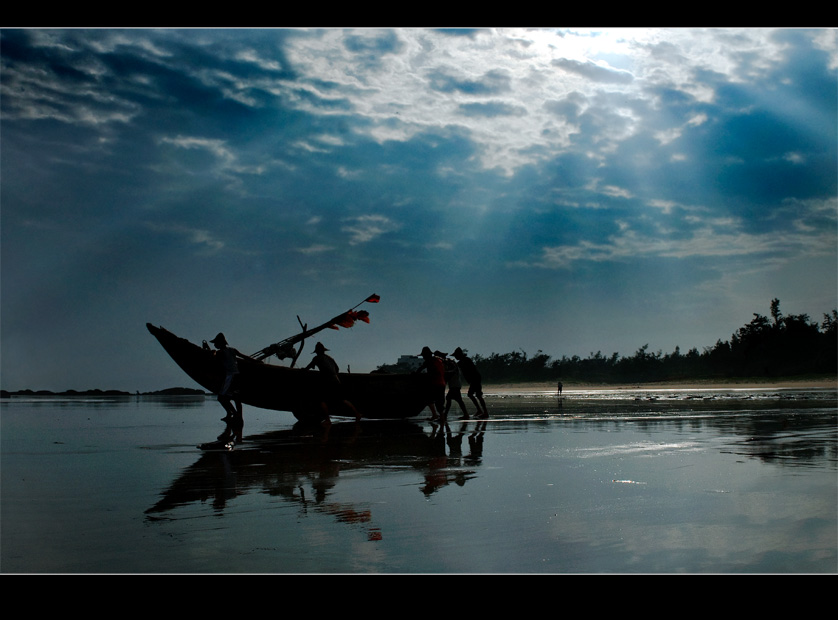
[{"left": 147, "top": 324, "right": 432, "bottom": 421}]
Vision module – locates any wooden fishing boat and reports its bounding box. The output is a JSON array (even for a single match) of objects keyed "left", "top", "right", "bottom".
[{"left": 146, "top": 296, "right": 433, "bottom": 422}]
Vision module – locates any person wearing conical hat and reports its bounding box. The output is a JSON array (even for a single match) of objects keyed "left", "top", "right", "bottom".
[
  {"left": 414, "top": 346, "right": 446, "bottom": 421},
  {"left": 305, "top": 342, "right": 360, "bottom": 422},
  {"left": 453, "top": 347, "right": 488, "bottom": 418},
  {"left": 209, "top": 332, "right": 246, "bottom": 438}
]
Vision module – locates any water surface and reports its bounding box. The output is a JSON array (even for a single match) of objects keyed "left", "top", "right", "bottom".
[{"left": 2, "top": 388, "right": 835, "bottom": 573}]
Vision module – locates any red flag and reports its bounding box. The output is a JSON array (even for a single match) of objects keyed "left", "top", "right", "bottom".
[
  {"left": 356, "top": 310, "right": 370, "bottom": 323},
  {"left": 334, "top": 312, "right": 357, "bottom": 328},
  {"left": 366, "top": 294, "right": 380, "bottom": 303}
]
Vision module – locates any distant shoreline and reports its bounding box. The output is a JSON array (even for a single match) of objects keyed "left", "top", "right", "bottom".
[
  {"left": 485, "top": 376, "right": 838, "bottom": 393},
  {"left": 4, "top": 376, "right": 835, "bottom": 399},
  {"left": 0, "top": 387, "right": 208, "bottom": 398}
]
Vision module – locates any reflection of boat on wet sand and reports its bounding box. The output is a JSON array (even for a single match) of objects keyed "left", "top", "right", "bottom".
[
  {"left": 147, "top": 295, "right": 434, "bottom": 423},
  {"left": 145, "top": 420, "right": 483, "bottom": 529}
]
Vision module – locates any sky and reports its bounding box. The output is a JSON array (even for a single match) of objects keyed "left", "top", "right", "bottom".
[{"left": 1, "top": 27, "right": 836, "bottom": 392}]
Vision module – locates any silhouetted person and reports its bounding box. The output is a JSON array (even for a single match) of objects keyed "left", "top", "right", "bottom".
[
  {"left": 210, "top": 332, "right": 244, "bottom": 428},
  {"left": 453, "top": 347, "right": 488, "bottom": 418},
  {"left": 305, "top": 342, "right": 360, "bottom": 422},
  {"left": 415, "top": 346, "right": 446, "bottom": 421},
  {"left": 215, "top": 418, "right": 242, "bottom": 446},
  {"left": 557, "top": 381, "right": 563, "bottom": 396},
  {"left": 441, "top": 352, "right": 469, "bottom": 419}
]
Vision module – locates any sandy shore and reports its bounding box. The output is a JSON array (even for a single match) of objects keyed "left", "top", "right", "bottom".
[{"left": 484, "top": 377, "right": 838, "bottom": 393}]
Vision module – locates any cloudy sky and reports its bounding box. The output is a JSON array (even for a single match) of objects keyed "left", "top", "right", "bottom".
[{"left": 2, "top": 28, "right": 836, "bottom": 392}]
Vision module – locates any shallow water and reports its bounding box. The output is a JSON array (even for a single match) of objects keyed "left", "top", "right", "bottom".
[{"left": 2, "top": 388, "right": 836, "bottom": 573}]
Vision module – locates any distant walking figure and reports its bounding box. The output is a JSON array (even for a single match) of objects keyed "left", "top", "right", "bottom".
[
  {"left": 557, "top": 381, "right": 563, "bottom": 396},
  {"left": 453, "top": 347, "right": 489, "bottom": 418},
  {"left": 415, "top": 346, "right": 446, "bottom": 420},
  {"left": 305, "top": 342, "right": 361, "bottom": 422},
  {"left": 209, "top": 332, "right": 245, "bottom": 429}
]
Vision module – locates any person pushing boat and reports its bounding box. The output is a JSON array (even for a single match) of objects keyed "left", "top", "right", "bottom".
[
  {"left": 206, "top": 332, "right": 247, "bottom": 440},
  {"left": 453, "top": 347, "right": 489, "bottom": 419},
  {"left": 441, "top": 351, "right": 469, "bottom": 420},
  {"left": 305, "top": 342, "right": 361, "bottom": 423},
  {"left": 415, "top": 346, "right": 446, "bottom": 421}
]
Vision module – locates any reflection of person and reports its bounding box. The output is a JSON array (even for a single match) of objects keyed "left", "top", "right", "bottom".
[
  {"left": 210, "top": 333, "right": 244, "bottom": 426},
  {"left": 415, "top": 346, "right": 446, "bottom": 421},
  {"left": 442, "top": 353, "right": 469, "bottom": 420},
  {"left": 305, "top": 342, "right": 360, "bottom": 422},
  {"left": 467, "top": 420, "right": 486, "bottom": 461},
  {"left": 453, "top": 347, "right": 488, "bottom": 418}
]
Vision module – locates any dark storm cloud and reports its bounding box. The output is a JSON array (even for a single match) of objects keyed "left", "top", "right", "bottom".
[
  {"left": 457, "top": 101, "right": 527, "bottom": 118},
  {"left": 543, "top": 91, "right": 588, "bottom": 122},
  {"left": 343, "top": 29, "right": 404, "bottom": 57},
  {"left": 552, "top": 58, "right": 634, "bottom": 84},
  {"left": 427, "top": 68, "right": 512, "bottom": 96}
]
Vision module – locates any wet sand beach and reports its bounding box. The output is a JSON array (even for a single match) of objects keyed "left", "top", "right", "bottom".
[{"left": 2, "top": 380, "right": 836, "bottom": 573}]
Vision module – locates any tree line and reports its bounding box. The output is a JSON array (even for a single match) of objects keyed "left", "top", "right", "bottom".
[{"left": 459, "top": 299, "right": 836, "bottom": 384}]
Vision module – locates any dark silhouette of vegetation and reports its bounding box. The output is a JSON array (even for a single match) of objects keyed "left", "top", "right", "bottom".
[{"left": 378, "top": 299, "right": 837, "bottom": 384}]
